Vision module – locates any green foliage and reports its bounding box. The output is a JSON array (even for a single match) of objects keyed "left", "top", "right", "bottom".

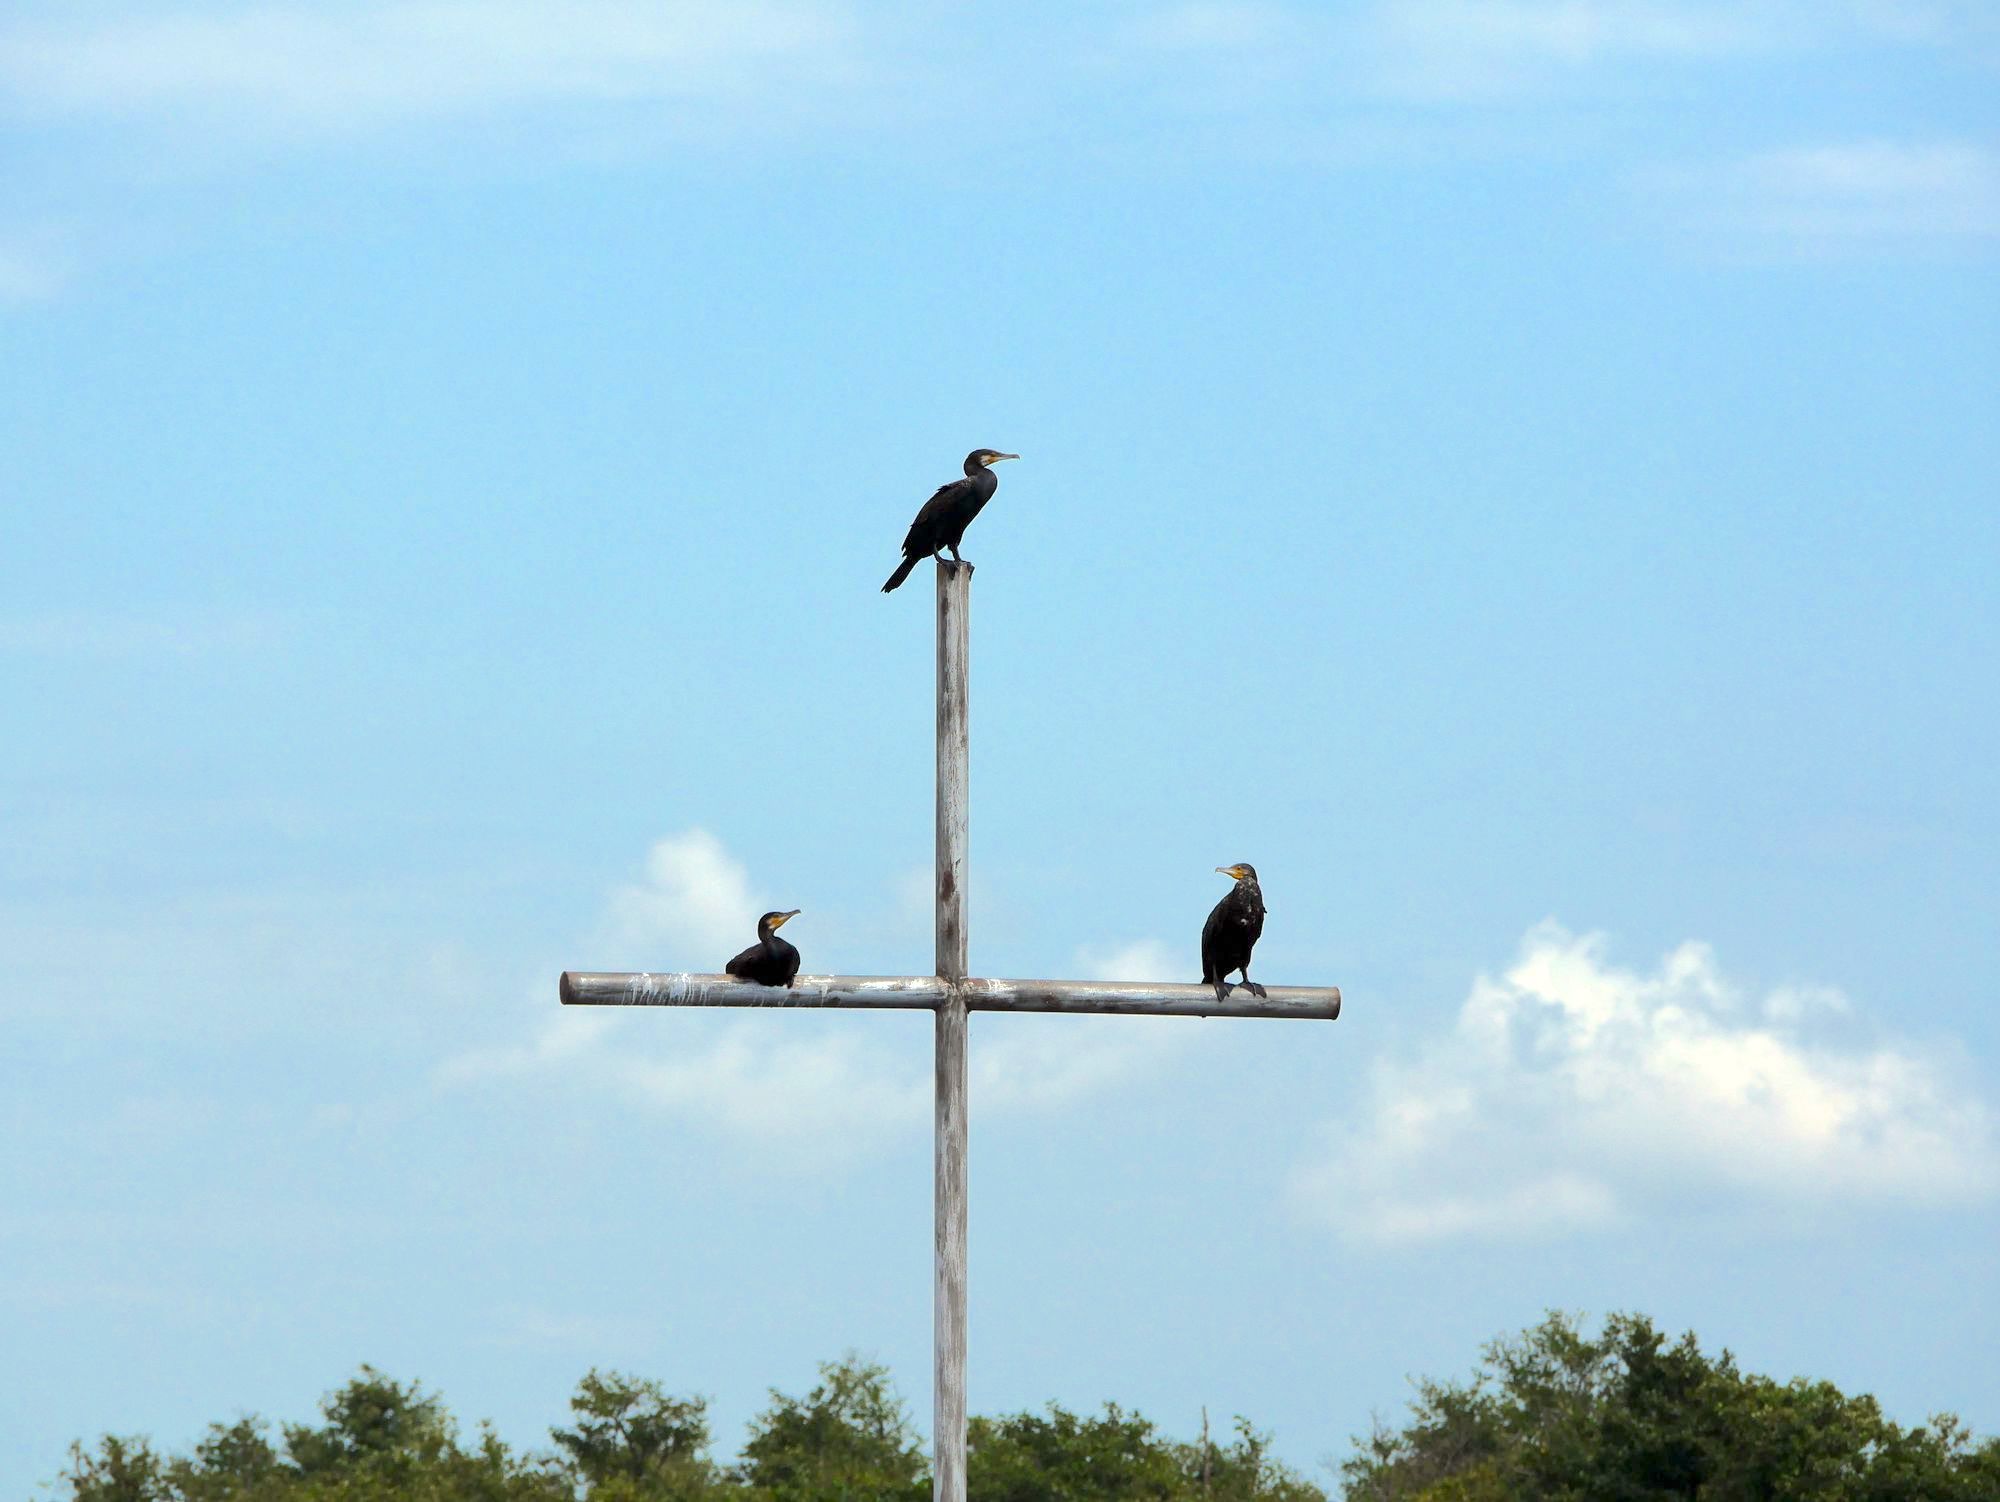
[
  {"left": 59, "top": 1371, "right": 566, "bottom": 1502},
  {"left": 1340, "top": 1311, "right": 2000, "bottom": 1502},
  {"left": 64, "top": 1436, "right": 170, "bottom": 1502},
  {"left": 966, "top": 1405, "right": 1322, "bottom": 1502},
  {"left": 736, "top": 1355, "right": 928, "bottom": 1501},
  {"left": 968, "top": 1403, "right": 1183, "bottom": 1501},
  {"left": 1180, "top": 1417, "right": 1326, "bottom": 1502},
  {"left": 163, "top": 1418, "right": 282, "bottom": 1502},
  {"left": 282, "top": 1369, "right": 456, "bottom": 1478},
  {"left": 50, "top": 1325, "right": 1995, "bottom": 1502},
  {"left": 552, "top": 1370, "right": 718, "bottom": 1500}
]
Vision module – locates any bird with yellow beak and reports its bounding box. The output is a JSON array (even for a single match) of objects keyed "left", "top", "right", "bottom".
[
  {"left": 1201, "top": 864, "right": 1267, "bottom": 1001},
  {"left": 725, "top": 909, "right": 803, "bottom": 988},
  {"left": 881, "top": 449, "right": 1020, "bottom": 593}
]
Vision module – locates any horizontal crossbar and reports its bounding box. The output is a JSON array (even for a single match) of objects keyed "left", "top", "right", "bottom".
[{"left": 559, "top": 972, "right": 1339, "bottom": 1021}]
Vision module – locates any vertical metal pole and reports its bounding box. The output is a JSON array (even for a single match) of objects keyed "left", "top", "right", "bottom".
[{"left": 933, "top": 563, "right": 970, "bottom": 1502}]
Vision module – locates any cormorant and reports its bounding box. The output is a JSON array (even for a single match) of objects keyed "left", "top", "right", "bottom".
[
  {"left": 1201, "top": 864, "right": 1267, "bottom": 1001},
  {"left": 725, "top": 910, "right": 802, "bottom": 987},
  {"left": 881, "top": 449, "right": 1019, "bottom": 592}
]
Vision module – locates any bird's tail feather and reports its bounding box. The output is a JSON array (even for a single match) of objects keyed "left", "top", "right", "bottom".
[{"left": 881, "top": 554, "right": 920, "bottom": 593}]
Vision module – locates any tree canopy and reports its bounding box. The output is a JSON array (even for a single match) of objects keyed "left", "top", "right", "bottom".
[
  {"left": 55, "top": 1356, "right": 1313, "bottom": 1502},
  {"left": 51, "top": 1318, "right": 1998, "bottom": 1502},
  {"left": 1341, "top": 1311, "right": 2000, "bottom": 1501}
]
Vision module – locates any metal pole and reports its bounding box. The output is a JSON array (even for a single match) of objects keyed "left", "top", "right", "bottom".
[
  {"left": 933, "top": 563, "right": 970, "bottom": 1502},
  {"left": 935, "top": 564, "right": 969, "bottom": 982},
  {"left": 558, "top": 971, "right": 1341, "bottom": 1021}
]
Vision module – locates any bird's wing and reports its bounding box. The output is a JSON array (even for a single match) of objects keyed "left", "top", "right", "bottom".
[
  {"left": 1200, "top": 898, "right": 1227, "bottom": 978},
  {"left": 902, "top": 478, "right": 970, "bottom": 549},
  {"left": 724, "top": 945, "right": 760, "bottom": 976}
]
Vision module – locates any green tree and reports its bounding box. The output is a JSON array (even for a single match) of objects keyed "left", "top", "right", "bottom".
[
  {"left": 1183, "top": 1417, "right": 1326, "bottom": 1502},
  {"left": 282, "top": 1368, "right": 456, "bottom": 1478},
  {"left": 62, "top": 1437, "right": 171, "bottom": 1502},
  {"left": 57, "top": 1370, "right": 570, "bottom": 1502},
  {"left": 736, "top": 1355, "right": 928, "bottom": 1501},
  {"left": 966, "top": 1404, "right": 1325, "bottom": 1502},
  {"left": 1340, "top": 1311, "right": 2000, "bottom": 1502},
  {"left": 968, "top": 1403, "right": 1184, "bottom": 1501},
  {"left": 553, "top": 1370, "right": 719, "bottom": 1499},
  {"left": 161, "top": 1418, "right": 282, "bottom": 1502}
]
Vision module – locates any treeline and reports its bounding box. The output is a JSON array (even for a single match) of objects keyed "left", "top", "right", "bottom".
[
  {"left": 57, "top": 1356, "right": 1314, "bottom": 1502},
  {"left": 54, "top": 1314, "right": 2000, "bottom": 1502}
]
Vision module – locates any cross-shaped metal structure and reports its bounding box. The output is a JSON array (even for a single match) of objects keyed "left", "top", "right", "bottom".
[{"left": 560, "top": 567, "right": 1341, "bottom": 1502}]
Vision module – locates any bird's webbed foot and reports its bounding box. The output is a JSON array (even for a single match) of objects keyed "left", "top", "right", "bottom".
[
  {"left": 1241, "top": 978, "right": 1268, "bottom": 999},
  {"left": 1212, "top": 980, "right": 1234, "bottom": 1002}
]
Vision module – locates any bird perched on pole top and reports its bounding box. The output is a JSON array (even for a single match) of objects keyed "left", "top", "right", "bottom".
[
  {"left": 1201, "top": 865, "right": 1267, "bottom": 1001},
  {"left": 881, "top": 449, "right": 1019, "bottom": 593},
  {"left": 726, "top": 910, "right": 802, "bottom": 988}
]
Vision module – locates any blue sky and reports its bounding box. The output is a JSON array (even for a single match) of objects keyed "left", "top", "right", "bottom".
[{"left": 3, "top": 0, "right": 1997, "bottom": 1493}]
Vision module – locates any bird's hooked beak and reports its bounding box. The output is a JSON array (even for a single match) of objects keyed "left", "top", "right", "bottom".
[
  {"left": 989, "top": 452, "right": 1019, "bottom": 463},
  {"left": 772, "top": 910, "right": 800, "bottom": 929},
  {"left": 1215, "top": 865, "right": 1246, "bottom": 880}
]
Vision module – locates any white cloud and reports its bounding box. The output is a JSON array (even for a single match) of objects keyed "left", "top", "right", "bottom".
[
  {"left": 1293, "top": 922, "right": 1998, "bottom": 1244},
  {"left": 438, "top": 828, "right": 930, "bottom": 1167},
  {"left": 1366, "top": 0, "right": 1767, "bottom": 99},
  {"left": 1391, "top": 0, "right": 1757, "bottom": 63},
  {"left": 598, "top": 827, "right": 763, "bottom": 964},
  {"left": 613, "top": 1025, "right": 931, "bottom": 1144},
  {"left": 1076, "top": 939, "right": 1184, "bottom": 984},
  {"left": 1129, "top": 3, "right": 1301, "bottom": 51},
  {"left": 487, "top": 1303, "right": 652, "bottom": 1353},
  {"left": 975, "top": 938, "right": 1191, "bottom": 1113},
  {"left": 0, "top": 234, "right": 68, "bottom": 303},
  {"left": 1642, "top": 139, "right": 2000, "bottom": 254},
  {"left": 438, "top": 835, "right": 1188, "bottom": 1169},
  {"left": 0, "top": 608, "right": 287, "bottom": 655},
  {"left": 437, "top": 1004, "right": 928, "bottom": 1170},
  {"left": 1839, "top": 0, "right": 2000, "bottom": 46},
  {"left": 0, "top": 0, "right": 858, "bottom": 136},
  {"left": 1347, "top": 0, "right": 1997, "bottom": 101}
]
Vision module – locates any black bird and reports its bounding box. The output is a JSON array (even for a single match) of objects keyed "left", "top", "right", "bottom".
[
  {"left": 725, "top": 910, "right": 802, "bottom": 988},
  {"left": 1201, "top": 864, "right": 1267, "bottom": 1001},
  {"left": 881, "top": 448, "right": 1019, "bottom": 592}
]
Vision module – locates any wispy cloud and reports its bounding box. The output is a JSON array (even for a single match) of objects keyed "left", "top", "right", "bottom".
[
  {"left": 1293, "top": 922, "right": 1998, "bottom": 1244},
  {"left": 0, "top": 609, "right": 289, "bottom": 656},
  {"left": 1127, "top": 2, "right": 1304, "bottom": 52},
  {"left": 438, "top": 833, "right": 1191, "bottom": 1169},
  {"left": 1128, "top": 1, "right": 1995, "bottom": 106},
  {"left": 1370, "top": 0, "right": 1764, "bottom": 99},
  {"left": 485, "top": 1303, "right": 654, "bottom": 1353},
  {"left": 437, "top": 1005, "right": 930, "bottom": 1173},
  {"left": 0, "top": 1, "right": 860, "bottom": 137},
  {"left": 1838, "top": 0, "right": 2000, "bottom": 47},
  {"left": 596, "top": 828, "right": 763, "bottom": 964},
  {"left": 601, "top": 1023, "right": 932, "bottom": 1155},
  {"left": 0, "top": 230, "right": 69, "bottom": 303},
  {"left": 1641, "top": 139, "right": 2000, "bottom": 254},
  {"left": 976, "top": 939, "right": 1191, "bottom": 1114}
]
